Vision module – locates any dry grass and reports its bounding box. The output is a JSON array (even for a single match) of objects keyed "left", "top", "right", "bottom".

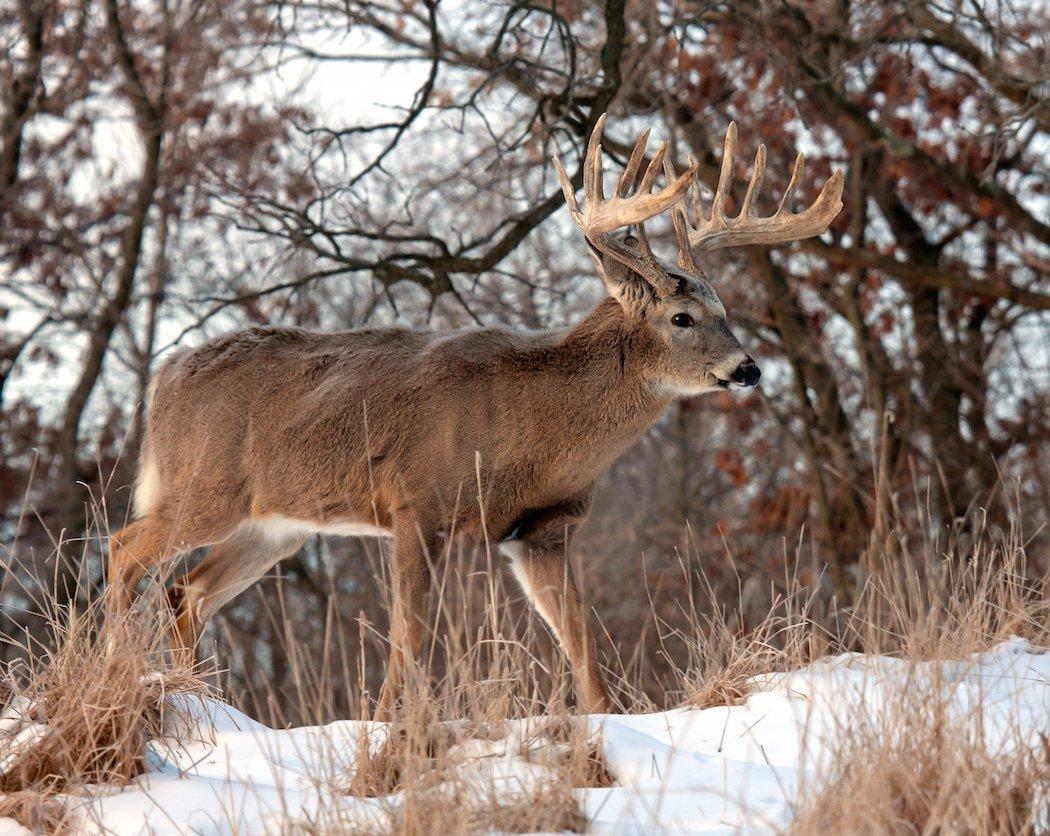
[
  {"left": 695, "top": 509, "right": 1050, "bottom": 835},
  {"left": 0, "top": 594, "right": 206, "bottom": 832},
  {"left": 0, "top": 789, "right": 72, "bottom": 833},
  {"left": 342, "top": 686, "right": 612, "bottom": 833},
  {"left": 679, "top": 580, "right": 820, "bottom": 708},
  {"left": 0, "top": 491, "right": 1045, "bottom": 833},
  {"left": 346, "top": 691, "right": 453, "bottom": 798},
  {"left": 790, "top": 681, "right": 1050, "bottom": 835},
  {"left": 676, "top": 506, "right": 1047, "bottom": 711},
  {"left": 382, "top": 775, "right": 590, "bottom": 835}
]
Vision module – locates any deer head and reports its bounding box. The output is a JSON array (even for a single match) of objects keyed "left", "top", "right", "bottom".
[{"left": 553, "top": 115, "right": 843, "bottom": 397}]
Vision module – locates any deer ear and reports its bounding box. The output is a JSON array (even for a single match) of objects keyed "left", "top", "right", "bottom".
[
  {"left": 596, "top": 237, "right": 654, "bottom": 316},
  {"left": 601, "top": 257, "right": 652, "bottom": 313}
]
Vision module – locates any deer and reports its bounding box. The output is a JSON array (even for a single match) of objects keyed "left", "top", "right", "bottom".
[{"left": 106, "top": 115, "right": 842, "bottom": 720}]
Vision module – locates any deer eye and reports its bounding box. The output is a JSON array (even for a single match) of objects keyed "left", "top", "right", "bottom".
[{"left": 671, "top": 313, "right": 694, "bottom": 328}]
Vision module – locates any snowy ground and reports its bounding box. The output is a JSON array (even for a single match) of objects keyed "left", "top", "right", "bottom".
[{"left": 1, "top": 638, "right": 1047, "bottom": 834}]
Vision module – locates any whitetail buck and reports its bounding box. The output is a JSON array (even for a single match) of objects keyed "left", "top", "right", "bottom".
[{"left": 107, "top": 115, "right": 842, "bottom": 719}]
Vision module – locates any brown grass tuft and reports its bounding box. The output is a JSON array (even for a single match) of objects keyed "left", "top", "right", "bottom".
[
  {"left": 679, "top": 507, "right": 1047, "bottom": 711},
  {"left": 383, "top": 775, "right": 589, "bottom": 834},
  {"left": 0, "top": 788, "right": 72, "bottom": 833},
  {"left": 790, "top": 681, "right": 1049, "bottom": 835},
  {"left": 346, "top": 695, "right": 453, "bottom": 798},
  {"left": 782, "top": 508, "right": 1049, "bottom": 834},
  {"left": 344, "top": 694, "right": 613, "bottom": 832},
  {"left": 0, "top": 596, "right": 206, "bottom": 831},
  {"left": 683, "top": 612, "right": 815, "bottom": 709},
  {"left": 677, "top": 563, "right": 823, "bottom": 709}
]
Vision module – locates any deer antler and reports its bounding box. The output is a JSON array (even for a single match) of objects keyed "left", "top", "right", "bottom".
[
  {"left": 673, "top": 122, "right": 844, "bottom": 257},
  {"left": 552, "top": 114, "right": 696, "bottom": 298}
]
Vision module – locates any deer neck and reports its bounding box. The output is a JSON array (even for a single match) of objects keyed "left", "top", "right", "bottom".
[{"left": 552, "top": 298, "right": 671, "bottom": 438}]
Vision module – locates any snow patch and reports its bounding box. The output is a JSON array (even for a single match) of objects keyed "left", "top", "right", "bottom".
[{"left": 0, "top": 639, "right": 1045, "bottom": 834}]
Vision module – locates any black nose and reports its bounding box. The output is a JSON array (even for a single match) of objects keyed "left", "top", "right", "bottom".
[{"left": 730, "top": 358, "right": 761, "bottom": 387}]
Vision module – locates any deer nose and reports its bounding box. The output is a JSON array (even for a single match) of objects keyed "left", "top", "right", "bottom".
[{"left": 730, "top": 358, "right": 761, "bottom": 387}]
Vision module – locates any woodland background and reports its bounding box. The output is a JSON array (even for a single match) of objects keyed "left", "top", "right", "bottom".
[{"left": 1, "top": 0, "right": 1047, "bottom": 721}]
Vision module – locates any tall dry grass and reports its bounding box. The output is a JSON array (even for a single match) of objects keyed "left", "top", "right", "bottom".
[
  {"left": 790, "top": 684, "right": 1049, "bottom": 835},
  {"left": 673, "top": 504, "right": 1047, "bottom": 711},
  {"left": 339, "top": 704, "right": 610, "bottom": 834},
  {"left": 0, "top": 595, "right": 206, "bottom": 831},
  {"left": 779, "top": 506, "right": 1049, "bottom": 835},
  {"left": 0, "top": 483, "right": 1045, "bottom": 832}
]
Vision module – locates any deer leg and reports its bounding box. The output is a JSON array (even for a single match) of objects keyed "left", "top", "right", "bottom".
[
  {"left": 105, "top": 511, "right": 238, "bottom": 661},
  {"left": 374, "top": 513, "right": 436, "bottom": 721},
  {"left": 106, "top": 514, "right": 195, "bottom": 616},
  {"left": 503, "top": 526, "right": 612, "bottom": 714},
  {"left": 107, "top": 519, "right": 159, "bottom": 616},
  {"left": 168, "top": 525, "right": 307, "bottom": 661}
]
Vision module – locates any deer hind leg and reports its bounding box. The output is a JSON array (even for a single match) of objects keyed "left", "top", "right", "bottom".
[
  {"left": 107, "top": 521, "right": 152, "bottom": 617},
  {"left": 104, "top": 511, "right": 237, "bottom": 663},
  {"left": 503, "top": 537, "right": 613, "bottom": 714},
  {"left": 106, "top": 515, "right": 185, "bottom": 617},
  {"left": 168, "top": 524, "right": 307, "bottom": 661},
  {"left": 374, "top": 513, "right": 437, "bottom": 722},
  {"left": 106, "top": 509, "right": 240, "bottom": 618}
]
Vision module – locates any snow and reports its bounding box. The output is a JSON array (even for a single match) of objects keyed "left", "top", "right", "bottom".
[
  {"left": 1, "top": 638, "right": 1046, "bottom": 834},
  {"left": 585, "top": 638, "right": 1048, "bottom": 832}
]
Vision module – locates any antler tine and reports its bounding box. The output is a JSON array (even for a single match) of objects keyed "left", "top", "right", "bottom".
[
  {"left": 551, "top": 113, "right": 697, "bottom": 297},
  {"left": 551, "top": 153, "right": 584, "bottom": 228},
  {"left": 630, "top": 141, "right": 672, "bottom": 259},
  {"left": 739, "top": 144, "right": 766, "bottom": 218},
  {"left": 638, "top": 142, "right": 669, "bottom": 195},
  {"left": 777, "top": 152, "right": 805, "bottom": 215},
  {"left": 710, "top": 122, "right": 737, "bottom": 225},
  {"left": 616, "top": 128, "right": 650, "bottom": 199},
  {"left": 585, "top": 113, "right": 607, "bottom": 205},
  {"left": 617, "top": 130, "right": 657, "bottom": 260},
  {"left": 686, "top": 156, "right": 704, "bottom": 227},
  {"left": 682, "top": 124, "right": 844, "bottom": 256},
  {"left": 663, "top": 157, "right": 700, "bottom": 274}
]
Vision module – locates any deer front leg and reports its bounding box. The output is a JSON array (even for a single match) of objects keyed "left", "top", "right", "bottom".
[
  {"left": 504, "top": 518, "right": 613, "bottom": 714},
  {"left": 374, "top": 512, "right": 436, "bottom": 722}
]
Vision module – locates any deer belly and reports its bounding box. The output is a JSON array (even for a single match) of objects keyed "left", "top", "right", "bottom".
[{"left": 251, "top": 514, "right": 393, "bottom": 541}]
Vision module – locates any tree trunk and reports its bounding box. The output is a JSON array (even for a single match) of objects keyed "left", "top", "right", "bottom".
[
  {"left": 750, "top": 251, "right": 871, "bottom": 576},
  {"left": 55, "top": 126, "right": 163, "bottom": 523},
  {"left": 0, "top": 1, "right": 45, "bottom": 210},
  {"left": 131, "top": 213, "right": 169, "bottom": 452},
  {"left": 870, "top": 184, "right": 969, "bottom": 523}
]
